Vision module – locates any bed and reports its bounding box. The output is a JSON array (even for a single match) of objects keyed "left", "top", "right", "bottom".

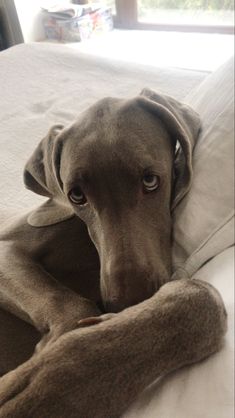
[{"left": 0, "top": 42, "right": 234, "bottom": 418}]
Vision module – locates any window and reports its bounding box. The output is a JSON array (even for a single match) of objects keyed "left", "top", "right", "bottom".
[{"left": 113, "top": 0, "right": 234, "bottom": 33}]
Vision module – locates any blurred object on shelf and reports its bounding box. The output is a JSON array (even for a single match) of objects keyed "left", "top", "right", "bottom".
[
  {"left": 72, "top": 0, "right": 89, "bottom": 4},
  {"left": 42, "top": 3, "right": 113, "bottom": 42},
  {"left": 91, "top": 6, "right": 113, "bottom": 33}
]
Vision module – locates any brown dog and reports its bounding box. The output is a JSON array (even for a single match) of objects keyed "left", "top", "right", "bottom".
[{"left": 0, "top": 89, "right": 227, "bottom": 417}]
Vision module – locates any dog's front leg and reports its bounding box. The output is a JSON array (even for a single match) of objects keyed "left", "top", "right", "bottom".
[
  {"left": 0, "top": 242, "right": 100, "bottom": 349},
  {"left": 0, "top": 278, "right": 227, "bottom": 418}
]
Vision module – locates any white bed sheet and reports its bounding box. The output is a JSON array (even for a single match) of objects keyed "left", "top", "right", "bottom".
[{"left": 0, "top": 43, "right": 233, "bottom": 418}]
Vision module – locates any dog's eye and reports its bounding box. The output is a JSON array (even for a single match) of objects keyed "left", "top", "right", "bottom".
[
  {"left": 68, "top": 187, "right": 87, "bottom": 205},
  {"left": 142, "top": 174, "right": 160, "bottom": 192}
]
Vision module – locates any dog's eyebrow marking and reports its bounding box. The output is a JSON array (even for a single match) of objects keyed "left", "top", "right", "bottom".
[
  {"left": 64, "top": 168, "right": 91, "bottom": 192},
  {"left": 135, "top": 158, "right": 168, "bottom": 174}
]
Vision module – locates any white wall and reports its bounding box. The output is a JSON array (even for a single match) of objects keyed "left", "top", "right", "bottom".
[{"left": 14, "top": 0, "right": 46, "bottom": 42}]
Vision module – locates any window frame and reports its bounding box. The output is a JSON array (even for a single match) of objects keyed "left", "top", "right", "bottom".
[{"left": 113, "top": 0, "right": 234, "bottom": 34}]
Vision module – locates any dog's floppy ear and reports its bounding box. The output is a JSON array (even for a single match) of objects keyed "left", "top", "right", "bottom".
[
  {"left": 139, "top": 88, "right": 201, "bottom": 209},
  {"left": 24, "top": 125, "right": 74, "bottom": 227}
]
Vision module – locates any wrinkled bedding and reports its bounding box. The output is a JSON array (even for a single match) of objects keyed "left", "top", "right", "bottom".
[{"left": 0, "top": 43, "right": 233, "bottom": 418}]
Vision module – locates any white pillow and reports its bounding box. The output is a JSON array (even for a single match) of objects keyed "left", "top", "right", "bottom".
[{"left": 172, "top": 57, "right": 234, "bottom": 278}]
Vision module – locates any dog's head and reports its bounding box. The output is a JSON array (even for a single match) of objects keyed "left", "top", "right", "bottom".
[{"left": 24, "top": 89, "right": 200, "bottom": 312}]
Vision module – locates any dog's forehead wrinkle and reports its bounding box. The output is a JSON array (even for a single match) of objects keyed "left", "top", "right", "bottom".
[
  {"left": 62, "top": 137, "right": 170, "bottom": 194},
  {"left": 60, "top": 97, "right": 173, "bottom": 190},
  {"left": 81, "top": 96, "right": 124, "bottom": 128},
  {"left": 63, "top": 96, "right": 171, "bottom": 150},
  {"left": 76, "top": 138, "right": 165, "bottom": 178}
]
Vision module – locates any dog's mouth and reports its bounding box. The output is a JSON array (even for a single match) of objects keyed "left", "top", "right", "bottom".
[
  {"left": 99, "top": 278, "right": 157, "bottom": 313},
  {"left": 102, "top": 290, "right": 156, "bottom": 313},
  {"left": 96, "top": 299, "right": 106, "bottom": 313}
]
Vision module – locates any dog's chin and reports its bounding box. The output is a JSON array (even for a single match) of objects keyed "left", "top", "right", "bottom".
[
  {"left": 102, "top": 291, "right": 156, "bottom": 314},
  {"left": 100, "top": 274, "right": 164, "bottom": 313},
  {"left": 96, "top": 299, "right": 106, "bottom": 313},
  {"left": 103, "top": 300, "right": 126, "bottom": 313}
]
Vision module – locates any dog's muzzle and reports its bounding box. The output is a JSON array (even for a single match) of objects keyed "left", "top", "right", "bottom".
[{"left": 101, "top": 266, "right": 156, "bottom": 313}]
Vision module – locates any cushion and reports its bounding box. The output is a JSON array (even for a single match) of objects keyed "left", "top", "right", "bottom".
[{"left": 172, "top": 57, "right": 234, "bottom": 278}]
